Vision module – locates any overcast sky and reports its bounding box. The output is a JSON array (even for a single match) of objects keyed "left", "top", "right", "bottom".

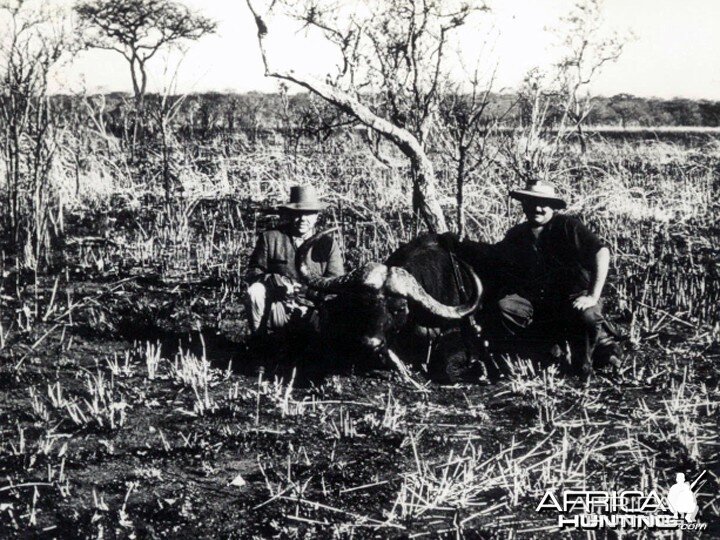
[{"left": 50, "top": 0, "right": 720, "bottom": 99}]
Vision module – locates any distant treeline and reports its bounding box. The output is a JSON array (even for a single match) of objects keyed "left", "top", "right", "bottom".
[{"left": 52, "top": 92, "right": 720, "bottom": 136}]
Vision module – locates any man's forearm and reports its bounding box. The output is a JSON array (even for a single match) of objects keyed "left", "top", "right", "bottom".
[{"left": 590, "top": 247, "right": 610, "bottom": 300}]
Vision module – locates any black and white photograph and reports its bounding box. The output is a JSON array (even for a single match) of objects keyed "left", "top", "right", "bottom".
[{"left": 0, "top": 0, "right": 718, "bottom": 537}]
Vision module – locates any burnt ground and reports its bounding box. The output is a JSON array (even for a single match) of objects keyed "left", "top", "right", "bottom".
[{"left": 1, "top": 271, "right": 719, "bottom": 539}]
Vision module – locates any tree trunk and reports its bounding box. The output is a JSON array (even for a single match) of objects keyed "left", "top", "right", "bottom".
[
  {"left": 408, "top": 151, "right": 447, "bottom": 233},
  {"left": 129, "top": 57, "right": 147, "bottom": 154},
  {"left": 576, "top": 122, "right": 587, "bottom": 155},
  {"left": 456, "top": 146, "right": 466, "bottom": 238},
  {"left": 161, "top": 117, "right": 171, "bottom": 207}
]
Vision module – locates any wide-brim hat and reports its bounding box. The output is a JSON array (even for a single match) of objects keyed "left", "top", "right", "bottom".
[
  {"left": 510, "top": 181, "right": 567, "bottom": 209},
  {"left": 277, "top": 185, "right": 327, "bottom": 212}
]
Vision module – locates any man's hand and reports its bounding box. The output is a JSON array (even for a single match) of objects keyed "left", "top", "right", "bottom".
[
  {"left": 573, "top": 294, "right": 598, "bottom": 311},
  {"left": 292, "top": 281, "right": 304, "bottom": 295},
  {"left": 266, "top": 274, "right": 300, "bottom": 299},
  {"left": 279, "top": 276, "right": 301, "bottom": 297}
]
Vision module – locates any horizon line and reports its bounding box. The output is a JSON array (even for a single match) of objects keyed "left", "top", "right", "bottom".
[{"left": 45, "top": 89, "right": 720, "bottom": 103}]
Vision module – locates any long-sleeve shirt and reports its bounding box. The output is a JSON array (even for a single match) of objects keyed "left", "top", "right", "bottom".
[{"left": 246, "top": 226, "right": 345, "bottom": 284}]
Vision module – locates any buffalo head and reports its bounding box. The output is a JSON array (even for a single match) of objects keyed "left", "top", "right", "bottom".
[{"left": 296, "top": 229, "right": 482, "bottom": 365}]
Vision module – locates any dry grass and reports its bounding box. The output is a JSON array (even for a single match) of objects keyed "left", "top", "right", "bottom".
[{"left": 0, "top": 127, "right": 718, "bottom": 536}]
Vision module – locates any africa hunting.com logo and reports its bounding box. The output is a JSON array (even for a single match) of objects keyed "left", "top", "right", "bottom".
[{"left": 536, "top": 471, "right": 707, "bottom": 531}]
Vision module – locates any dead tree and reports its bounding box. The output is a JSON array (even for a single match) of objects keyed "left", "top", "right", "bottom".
[
  {"left": 246, "top": 0, "right": 488, "bottom": 233},
  {"left": 147, "top": 60, "right": 187, "bottom": 206},
  {"left": 435, "top": 65, "right": 517, "bottom": 237},
  {"left": 555, "top": 0, "right": 625, "bottom": 154},
  {"left": 0, "top": 1, "right": 77, "bottom": 264},
  {"left": 501, "top": 0, "right": 626, "bottom": 181}
]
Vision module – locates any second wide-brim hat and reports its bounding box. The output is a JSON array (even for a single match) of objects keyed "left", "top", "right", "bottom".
[
  {"left": 510, "top": 181, "right": 567, "bottom": 209},
  {"left": 277, "top": 185, "right": 327, "bottom": 212}
]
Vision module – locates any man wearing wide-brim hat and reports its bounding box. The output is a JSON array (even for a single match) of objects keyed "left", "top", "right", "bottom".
[
  {"left": 246, "top": 185, "right": 344, "bottom": 335},
  {"left": 491, "top": 180, "right": 622, "bottom": 378}
]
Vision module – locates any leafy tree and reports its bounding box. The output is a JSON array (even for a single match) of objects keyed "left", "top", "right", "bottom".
[
  {"left": 661, "top": 98, "right": 702, "bottom": 126},
  {"left": 698, "top": 100, "right": 720, "bottom": 127},
  {"left": 75, "top": 0, "right": 216, "bottom": 145},
  {"left": 603, "top": 94, "right": 654, "bottom": 127}
]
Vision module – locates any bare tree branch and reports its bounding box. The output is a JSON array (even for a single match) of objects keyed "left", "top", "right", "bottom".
[{"left": 246, "top": 0, "right": 451, "bottom": 232}]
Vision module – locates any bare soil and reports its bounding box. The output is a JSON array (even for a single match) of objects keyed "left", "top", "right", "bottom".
[{"left": 1, "top": 266, "right": 718, "bottom": 538}]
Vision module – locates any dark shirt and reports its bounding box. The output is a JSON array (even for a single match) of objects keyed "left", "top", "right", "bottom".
[
  {"left": 496, "top": 214, "right": 605, "bottom": 301},
  {"left": 452, "top": 238, "right": 504, "bottom": 306},
  {"left": 246, "top": 226, "right": 344, "bottom": 284}
]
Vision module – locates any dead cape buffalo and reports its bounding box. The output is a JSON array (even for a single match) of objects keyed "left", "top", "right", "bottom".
[{"left": 295, "top": 230, "right": 486, "bottom": 382}]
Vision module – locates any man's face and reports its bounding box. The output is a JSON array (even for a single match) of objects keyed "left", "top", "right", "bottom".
[
  {"left": 289, "top": 211, "right": 319, "bottom": 237},
  {"left": 521, "top": 199, "right": 555, "bottom": 226}
]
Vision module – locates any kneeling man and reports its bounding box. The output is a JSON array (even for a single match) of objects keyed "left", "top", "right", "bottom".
[
  {"left": 494, "top": 180, "right": 622, "bottom": 378},
  {"left": 246, "top": 185, "right": 344, "bottom": 335}
]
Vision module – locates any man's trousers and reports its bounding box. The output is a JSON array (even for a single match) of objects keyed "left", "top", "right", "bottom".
[
  {"left": 494, "top": 293, "right": 621, "bottom": 375},
  {"left": 246, "top": 276, "right": 317, "bottom": 335},
  {"left": 247, "top": 280, "right": 292, "bottom": 333}
]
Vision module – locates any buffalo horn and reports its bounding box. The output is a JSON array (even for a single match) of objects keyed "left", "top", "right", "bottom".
[{"left": 384, "top": 264, "right": 482, "bottom": 320}]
